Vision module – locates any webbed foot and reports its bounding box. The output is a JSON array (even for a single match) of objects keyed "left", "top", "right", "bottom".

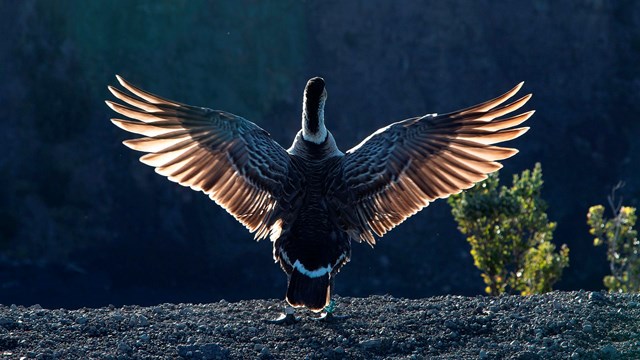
[
  {"left": 267, "top": 305, "right": 299, "bottom": 325},
  {"left": 309, "top": 300, "right": 349, "bottom": 321},
  {"left": 309, "top": 311, "right": 349, "bottom": 322}
]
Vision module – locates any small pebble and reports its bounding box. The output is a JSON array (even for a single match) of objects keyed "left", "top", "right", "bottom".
[
  {"left": 117, "top": 341, "right": 131, "bottom": 353},
  {"left": 359, "top": 338, "right": 381, "bottom": 349},
  {"left": 600, "top": 344, "right": 618, "bottom": 357},
  {"left": 589, "top": 291, "right": 606, "bottom": 303},
  {"left": 553, "top": 301, "right": 562, "bottom": 310},
  {"left": 260, "top": 346, "right": 271, "bottom": 357},
  {"left": 444, "top": 319, "right": 456, "bottom": 329}
]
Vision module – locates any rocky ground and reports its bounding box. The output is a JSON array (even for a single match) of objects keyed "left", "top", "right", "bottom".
[{"left": 0, "top": 291, "right": 638, "bottom": 359}]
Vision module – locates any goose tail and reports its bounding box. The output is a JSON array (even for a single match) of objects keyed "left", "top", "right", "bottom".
[{"left": 285, "top": 268, "right": 330, "bottom": 312}]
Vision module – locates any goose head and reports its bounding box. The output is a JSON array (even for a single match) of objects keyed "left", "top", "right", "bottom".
[{"left": 301, "top": 77, "right": 328, "bottom": 144}]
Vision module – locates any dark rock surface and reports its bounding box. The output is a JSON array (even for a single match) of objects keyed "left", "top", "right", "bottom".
[{"left": 1, "top": 291, "right": 639, "bottom": 359}]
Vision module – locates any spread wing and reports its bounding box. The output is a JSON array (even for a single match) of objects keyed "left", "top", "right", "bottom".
[
  {"left": 339, "top": 82, "right": 533, "bottom": 244},
  {"left": 106, "top": 75, "right": 293, "bottom": 240}
]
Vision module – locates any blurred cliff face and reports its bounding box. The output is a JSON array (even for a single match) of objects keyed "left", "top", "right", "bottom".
[{"left": 0, "top": 0, "right": 638, "bottom": 308}]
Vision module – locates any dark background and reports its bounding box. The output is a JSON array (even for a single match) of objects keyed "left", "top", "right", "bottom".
[{"left": 1, "top": 1, "right": 638, "bottom": 309}]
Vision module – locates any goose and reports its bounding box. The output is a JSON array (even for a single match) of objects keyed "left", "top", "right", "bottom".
[{"left": 106, "top": 75, "right": 533, "bottom": 322}]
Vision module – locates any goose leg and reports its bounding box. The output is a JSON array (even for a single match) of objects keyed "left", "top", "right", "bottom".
[
  {"left": 267, "top": 304, "right": 299, "bottom": 325},
  {"left": 310, "top": 277, "right": 349, "bottom": 321}
]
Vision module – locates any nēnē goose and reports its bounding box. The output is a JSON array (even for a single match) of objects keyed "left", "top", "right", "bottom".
[{"left": 106, "top": 76, "right": 533, "bottom": 321}]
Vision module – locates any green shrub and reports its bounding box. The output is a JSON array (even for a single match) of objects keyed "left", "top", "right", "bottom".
[
  {"left": 448, "top": 163, "right": 569, "bottom": 296},
  {"left": 587, "top": 188, "right": 639, "bottom": 293}
]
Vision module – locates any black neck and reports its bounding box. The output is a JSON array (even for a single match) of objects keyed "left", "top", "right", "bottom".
[
  {"left": 304, "top": 98, "right": 321, "bottom": 133},
  {"left": 301, "top": 77, "right": 326, "bottom": 143}
]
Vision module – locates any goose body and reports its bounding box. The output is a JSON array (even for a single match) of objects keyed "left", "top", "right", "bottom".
[{"left": 107, "top": 76, "right": 533, "bottom": 313}]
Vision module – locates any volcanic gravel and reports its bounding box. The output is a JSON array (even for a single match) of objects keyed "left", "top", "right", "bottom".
[{"left": 0, "top": 291, "right": 638, "bottom": 359}]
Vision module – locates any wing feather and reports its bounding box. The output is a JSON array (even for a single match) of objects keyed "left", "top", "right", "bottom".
[
  {"left": 107, "top": 75, "right": 294, "bottom": 239},
  {"left": 336, "top": 82, "right": 533, "bottom": 243}
]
